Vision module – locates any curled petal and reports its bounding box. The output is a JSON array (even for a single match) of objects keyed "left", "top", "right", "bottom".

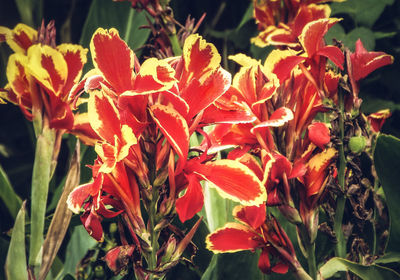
[
  {"left": 81, "top": 209, "right": 103, "bottom": 241},
  {"left": 308, "top": 122, "right": 330, "bottom": 149},
  {"left": 175, "top": 174, "right": 204, "bottom": 223},
  {"left": 133, "top": 58, "right": 176, "bottom": 94},
  {"left": 0, "top": 23, "right": 37, "bottom": 53},
  {"left": 350, "top": 39, "right": 394, "bottom": 82},
  {"left": 150, "top": 104, "right": 189, "bottom": 172},
  {"left": 233, "top": 204, "right": 266, "bottom": 229},
  {"left": 305, "top": 148, "right": 337, "bottom": 196},
  {"left": 251, "top": 107, "right": 294, "bottom": 134},
  {"left": 27, "top": 44, "right": 67, "bottom": 96},
  {"left": 299, "top": 18, "right": 341, "bottom": 58}
]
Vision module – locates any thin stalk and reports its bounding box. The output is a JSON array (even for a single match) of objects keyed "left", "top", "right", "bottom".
[
  {"left": 147, "top": 184, "right": 159, "bottom": 280},
  {"left": 305, "top": 241, "right": 317, "bottom": 280},
  {"left": 333, "top": 88, "right": 347, "bottom": 258},
  {"left": 299, "top": 225, "right": 317, "bottom": 279},
  {"left": 168, "top": 33, "right": 182, "bottom": 56}
]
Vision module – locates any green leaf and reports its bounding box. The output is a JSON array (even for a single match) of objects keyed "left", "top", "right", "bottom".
[
  {"left": 56, "top": 225, "right": 97, "bottom": 279},
  {"left": 343, "top": 27, "right": 375, "bottom": 51},
  {"left": 14, "top": 0, "right": 35, "bottom": 26},
  {"left": 236, "top": 3, "right": 254, "bottom": 30},
  {"left": 5, "top": 201, "right": 28, "bottom": 280},
  {"left": 0, "top": 163, "right": 22, "bottom": 219},
  {"left": 201, "top": 251, "right": 264, "bottom": 280},
  {"left": 79, "top": 0, "right": 151, "bottom": 62},
  {"left": 320, "top": 257, "right": 400, "bottom": 279},
  {"left": 374, "top": 134, "right": 400, "bottom": 250},
  {"left": 203, "top": 182, "right": 238, "bottom": 232},
  {"left": 39, "top": 143, "right": 81, "bottom": 280},
  {"left": 330, "top": 0, "right": 392, "bottom": 28},
  {"left": 374, "top": 252, "right": 400, "bottom": 264},
  {"left": 29, "top": 126, "right": 56, "bottom": 268},
  {"left": 361, "top": 97, "right": 400, "bottom": 113}
]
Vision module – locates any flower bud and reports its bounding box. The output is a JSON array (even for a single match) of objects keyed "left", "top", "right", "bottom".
[{"left": 348, "top": 136, "right": 366, "bottom": 154}]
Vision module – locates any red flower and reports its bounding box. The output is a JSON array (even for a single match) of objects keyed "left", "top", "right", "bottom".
[{"left": 206, "top": 204, "right": 300, "bottom": 275}]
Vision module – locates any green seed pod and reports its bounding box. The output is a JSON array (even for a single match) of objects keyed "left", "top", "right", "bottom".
[{"left": 348, "top": 136, "right": 367, "bottom": 154}]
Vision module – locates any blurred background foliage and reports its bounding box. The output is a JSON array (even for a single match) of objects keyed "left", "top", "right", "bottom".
[{"left": 0, "top": 0, "right": 399, "bottom": 279}]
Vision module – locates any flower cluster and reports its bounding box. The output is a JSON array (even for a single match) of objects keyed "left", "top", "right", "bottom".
[{"left": 0, "top": 0, "right": 394, "bottom": 279}]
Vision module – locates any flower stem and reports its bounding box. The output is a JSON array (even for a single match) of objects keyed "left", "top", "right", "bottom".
[
  {"left": 334, "top": 88, "right": 347, "bottom": 258},
  {"left": 147, "top": 184, "right": 160, "bottom": 280},
  {"left": 305, "top": 241, "right": 317, "bottom": 280}
]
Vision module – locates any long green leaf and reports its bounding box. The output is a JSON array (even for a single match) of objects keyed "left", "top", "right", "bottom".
[
  {"left": 0, "top": 164, "right": 22, "bottom": 219},
  {"left": 5, "top": 201, "right": 28, "bottom": 280},
  {"left": 29, "top": 126, "right": 55, "bottom": 268},
  {"left": 374, "top": 134, "right": 400, "bottom": 250},
  {"left": 79, "top": 0, "right": 151, "bottom": 63},
  {"left": 39, "top": 142, "right": 81, "bottom": 280},
  {"left": 319, "top": 257, "right": 400, "bottom": 279},
  {"left": 56, "top": 226, "right": 97, "bottom": 279}
]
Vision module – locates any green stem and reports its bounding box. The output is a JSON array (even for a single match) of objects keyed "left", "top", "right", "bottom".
[
  {"left": 147, "top": 185, "right": 159, "bottom": 280},
  {"left": 305, "top": 241, "right": 317, "bottom": 280},
  {"left": 29, "top": 125, "right": 55, "bottom": 273},
  {"left": 169, "top": 33, "right": 182, "bottom": 56},
  {"left": 298, "top": 224, "right": 317, "bottom": 279},
  {"left": 334, "top": 89, "right": 347, "bottom": 258}
]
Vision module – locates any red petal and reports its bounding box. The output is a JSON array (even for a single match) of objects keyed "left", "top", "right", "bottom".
[
  {"left": 88, "top": 90, "right": 121, "bottom": 143},
  {"left": 251, "top": 107, "right": 293, "bottom": 134},
  {"left": 271, "top": 262, "right": 289, "bottom": 274},
  {"left": 150, "top": 104, "right": 189, "bottom": 172},
  {"left": 57, "top": 44, "right": 88, "bottom": 96},
  {"left": 206, "top": 223, "right": 259, "bottom": 253},
  {"left": 90, "top": 28, "right": 135, "bottom": 93},
  {"left": 299, "top": 18, "right": 340, "bottom": 58},
  {"left": 81, "top": 209, "right": 103, "bottom": 241},
  {"left": 193, "top": 159, "right": 266, "bottom": 205},
  {"left": 316, "top": 45, "right": 344, "bottom": 69},
  {"left": 132, "top": 58, "right": 176, "bottom": 94},
  {"left": 258, "top": 248, "right": 271, "bottom": 274},
  {"left": 181, "top": 34, "right": 221, "bottom": 84},
  {"left": 308, "top": 122, "right": 330, "bottom": 149},
  {"left": 350, "top": 39, "right": 394, "bottom": 81},
  {"left": 305, "top": 148, "right": 337, "bottom": 196},
  {"left": 27, "top": 44, "right": 67, "bottom": 95},
  {"left": 201, "top": 104, "right": 256, "bottom": 125},
  {"left": 49, "top": 100, "right": 74, "bottom": 130},
  {"left": 270, "top": 51, "right": 306, "bottom": 83},
  {"left": 233, "top": 204, "right": 266, "bottom": 229},
  {"left": 105, "top": 245, "right": 135, "bottom": 273},
  {"left": 175, "top": 174, "right": 204, "bottom": 223},
  {"left": 67, "top": 177, "right": 103, "bottom": 214},
  {"left": 180, "top": 67, "right": 231, "bottom": 120}
]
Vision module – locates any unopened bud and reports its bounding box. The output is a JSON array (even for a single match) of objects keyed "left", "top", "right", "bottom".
[
  {"left": 348, "top": 136, "right": 366, "bottom": 154},
  {"left": 161, "top": 236, "right": 177, "bottom": 264},
  {"left": 278, "top": 205, "right": 302, "bottom": 225}
]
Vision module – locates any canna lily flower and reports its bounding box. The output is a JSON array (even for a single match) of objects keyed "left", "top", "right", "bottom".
[
  {"left": 0, "top": 22, "right": 88, "bottom": 131},
  {"left": 68, "top": 160, "right": 144, "bottom": 241},
  {"left": 366, "top": 109, "right": 391, "bottom": 133},
  {"left": 207, "top": 204, "right": 305, "bottom": 275},
  {"left": 347, "top": 39, "right": 394, "bottom": 108},
  {"left": 252, "top": 0, "right": 343, "bottom": 49}
]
